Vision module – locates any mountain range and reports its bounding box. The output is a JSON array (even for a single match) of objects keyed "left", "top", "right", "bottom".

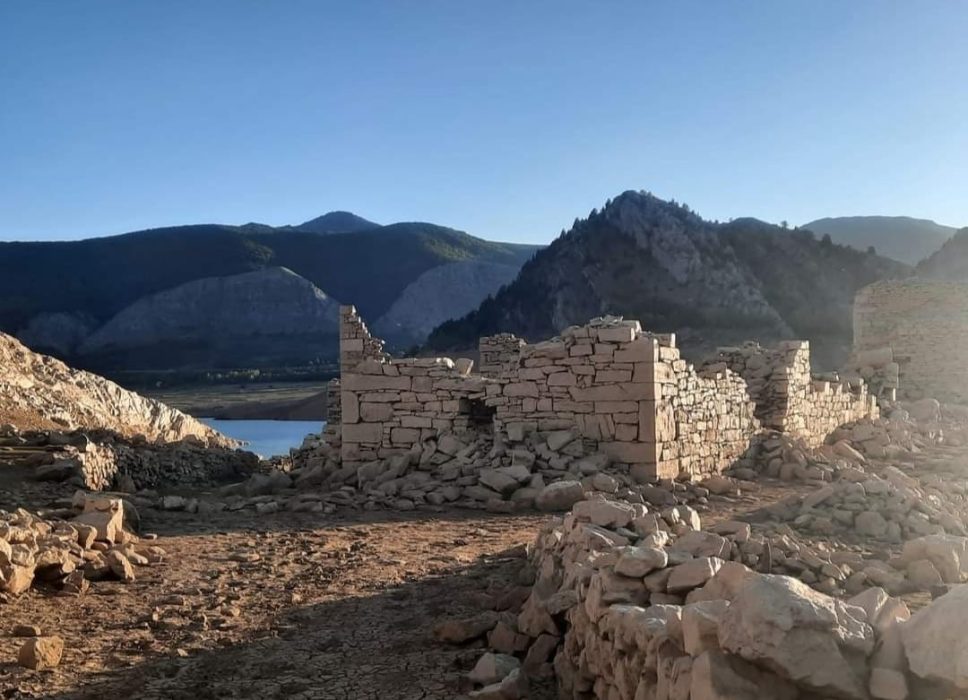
[
  {"left": 428, "top": 192, "right": 912, "bottom": 368},
  {"left": 5, "top": 196, "right": 967, "bottom": 377},
  {"left": 801, "top": 216, "right": 958, "bottom": 265},
  {"left": 0, "top": 214, "right": 538, "bottom": 371}
]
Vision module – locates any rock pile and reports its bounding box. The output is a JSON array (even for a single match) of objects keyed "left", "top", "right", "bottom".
[
  {"left": 228, "top": 425, "right": 727, "bottom": 516},
  {"left": 448, "top": 494, "right": 968, "bottom": 700},
  {"left": 2, "top": 427, "right": 260, "bottom": 491},
  {"left": 843, "top": 345, "right": 900, "bottom": 401},
  {"left": 1, "top": 494, "right": 162, "bottom": 599}
]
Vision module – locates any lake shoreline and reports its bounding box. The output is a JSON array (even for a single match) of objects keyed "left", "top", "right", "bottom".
[
  {"left": 144, "top": 381, "right": 330, "bottom": 421},
  {"left": 200, "top": 418, "right": 325, "bottom": 458}
]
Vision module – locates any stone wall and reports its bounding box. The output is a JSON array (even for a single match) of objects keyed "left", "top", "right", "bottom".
[
  {"left": 478, "top": 333, "right": 525, "bottom": 378},
  {"left": 339, "top": 306, "right": 491, "bottom": 463},
  {"left": 854, "top": 278, "right": 968, "bottom": 404},
  {"left": 73, "top": 439, "right": 259, "bottom": 490},
  {"left": 708, "top": 340, "right": 877, "bottom": 447},
  {"left": 324, "top": 378, "right": 341, "bottom": 425},
  {"left": 339, "top": 307, "right": 874, "bottom": 478},
  {"left": 339, "top": 305, "right": 388, "bottom": 369},
  {"left": 504, "top": 496, "right": 946, "bottom": 700},
  {"left": 657, "top": 347, "right": 760, "bottom": 479}
]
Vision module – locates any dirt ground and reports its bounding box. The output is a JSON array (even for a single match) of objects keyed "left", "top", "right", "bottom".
[
  {"left": 1, "top": 482, "right": 547, "bottom": 700},
  {"left": 0, "top": 462, "right": 825, "bottom": 700},
  {"left": 0, "top": 445, "right": 950, "bottom": 699}
]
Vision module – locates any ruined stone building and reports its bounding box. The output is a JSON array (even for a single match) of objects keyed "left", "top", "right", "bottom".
[
  {"left": 852, "top": 278, "right": 968, "bottom": 404},
  {"left": 337, "top": 305, "right": 877, "bottom": 480}
]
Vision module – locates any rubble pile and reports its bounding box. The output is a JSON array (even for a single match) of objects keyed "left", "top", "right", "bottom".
[
  {"left": 1, "top": 494, "right": 162, "bottom": 600},
  {"left": 1, "top": 426, "right": 260, "bottom": 491},
  {"left": 219, "top": 426, "right": 731, "bottom": 516},
  {"left": 842, "top": 345, "right": 901, "bottom": 402},
  {"left": 446, "top": 494, "right": 968, "bottom": 700}
]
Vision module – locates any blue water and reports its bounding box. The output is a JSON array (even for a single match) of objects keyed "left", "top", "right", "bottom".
[{"left": 201, "top": 419, "right": 326, "bottom": 457}]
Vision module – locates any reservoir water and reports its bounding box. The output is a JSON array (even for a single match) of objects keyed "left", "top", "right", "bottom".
[{"left": 201, "top": 419, "right": 325, "bottom": 457}]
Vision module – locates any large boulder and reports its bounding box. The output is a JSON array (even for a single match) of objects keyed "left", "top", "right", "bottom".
[
  {"left": 72, "top": 495, "right": 124, "bottom": 543},
  {"left": 902, "top": 584, "right": 968, "bottom": 691},
  {"left": 717, "top": 573, "right": 874, "bottom": 699},
  {"left": 898, "top": 534, "right": 968, "bottom": 583},
  {"left": 690, "top": 649, "right": 798, "bottom": 700},
  {"left": 535, "top": 481, "right": 584, "bottom": 512}
]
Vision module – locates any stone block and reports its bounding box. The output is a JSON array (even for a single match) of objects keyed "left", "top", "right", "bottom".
[
  {"left": 390, "top": 428, "right": 421, "bottom": 444},
  {"left": 343, "top": 374, "right": 412, "bottom": 392},
  {"left": 342, "top": 423, "right": 383, "bottom": 443},
  {"left": 360, "top": 403, "right": 393, "bottom": 422},
  {"left": 341, "top": 391, "right": 359, "bottom": 423}
]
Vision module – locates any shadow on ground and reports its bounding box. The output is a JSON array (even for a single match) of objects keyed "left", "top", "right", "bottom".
[{"left": 34, "top": 545, "right": 535, "bottom": 700}]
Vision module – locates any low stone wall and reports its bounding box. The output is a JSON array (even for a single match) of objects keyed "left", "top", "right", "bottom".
[
  {"left": 708, "top": 341, "right": 877, "bottom": 447},
  {"left": 658, "top": 352, "right": 759, "bottom": 479},
  {"left": 340, "top": 355, "right": 490, "bottom": 464},
  {"left": 76, "top": 440, "right": 260, "bottom": 491},
  {"left": 501, "top": 496, "right": 956, "bottom": 700}
]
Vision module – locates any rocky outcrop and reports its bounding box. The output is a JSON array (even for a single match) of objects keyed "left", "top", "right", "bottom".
[
  {"left": 0, "top": 332, "right": 231, "bottom": 445},
  {"left": 80, "top": 267, "right": 340, "bottom": 356},
  {"left": 373, "top": 260, "right": 521, "bottom": 345},
  {"left": 429, "top": 191, "right": 908, "bottom": 364}
]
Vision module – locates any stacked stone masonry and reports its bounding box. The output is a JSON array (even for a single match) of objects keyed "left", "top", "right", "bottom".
[
  {"left": 706, "top": 341, "right": 877, "bottom": 447},
  {"left": 339, "top": 307, "right": 877, "bottom": 479},
  {"left": 324, "top": 378, "right": 342, "bottom": 426},
  {"left": 478, "top": 333, "right": 526, "bottom": 379},
  {"left": 853, "top": 278, "right": 968, "bottom": 404}
]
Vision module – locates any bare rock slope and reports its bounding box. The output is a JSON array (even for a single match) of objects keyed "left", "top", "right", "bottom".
[
  {"left": 0, "top": 331, "right": 231, "bottom": 445},
  {"left": 373, "top": 260, "right": 522, "bottom": 345}
]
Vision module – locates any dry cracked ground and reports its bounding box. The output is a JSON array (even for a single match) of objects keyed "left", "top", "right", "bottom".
[{"left": 0, "top": 453, "right": 934, "bottom": 699}]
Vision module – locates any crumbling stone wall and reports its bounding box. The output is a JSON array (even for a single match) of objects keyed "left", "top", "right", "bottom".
[
  {"left": 339, "top": 305, "right": 388, "bottom": 369},
  {"left": 339, "top": 306, "right": 874, "bottom": 478},
  {"left": 75, "top": 439, "right": 259, "bottom": 490},
  {"left": 489, "top": 319, "right": 662, "bottom": 478},
  {"left": 708, "top": 340, "right": 876, "bottom": 447},
  {"left": 657, "top": 344, "right": 760, "bottom": 478},
  {"left": 341, "top": 356, "right": 490, "bottom": 463},
  {"left": 854, "top": 279, "right": 968, "bottom": 403},
  {"left": 324, "top": 378, "right": 341, "bottom": 425},
  {"left": 340, "top": 306, "right": 493, "bottom": 463},
  {"left": 478, "top": 333, "right": 525, "bottom": 378}
]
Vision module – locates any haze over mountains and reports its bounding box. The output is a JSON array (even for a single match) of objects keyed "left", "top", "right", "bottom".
[{"left": 801, "top": 216, "right": 958, "bottom": 265}]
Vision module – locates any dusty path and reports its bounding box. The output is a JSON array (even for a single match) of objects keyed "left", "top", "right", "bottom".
[{"left": 1, "top": 504, "right": 545, "bottom": 699}]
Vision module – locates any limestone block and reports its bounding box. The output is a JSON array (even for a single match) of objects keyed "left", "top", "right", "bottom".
[
  {"left": 341, "top": 423, "right": 383, "bottom": 443},
  {"left": 360, "top": 403, "right": 393, "bottom": 422},
  {"left": 341, "top": 391, "right": 360, "bottom": 423}
]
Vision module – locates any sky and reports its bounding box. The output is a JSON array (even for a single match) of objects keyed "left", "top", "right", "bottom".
[{"left": 1, "top": 1, "right": 967, "bottom": 244}]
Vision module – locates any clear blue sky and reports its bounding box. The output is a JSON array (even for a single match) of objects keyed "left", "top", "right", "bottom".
[{"left": 2, "top": 1, "right": 966, "bottom": 243}]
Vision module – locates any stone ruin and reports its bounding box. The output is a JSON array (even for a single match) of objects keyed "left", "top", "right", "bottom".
[
  {"left": 336, "top": 305, "right": 877, "bottom": 483},
  {"left": 850, "top": 278, "right": 968, "bottom": 404}
]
